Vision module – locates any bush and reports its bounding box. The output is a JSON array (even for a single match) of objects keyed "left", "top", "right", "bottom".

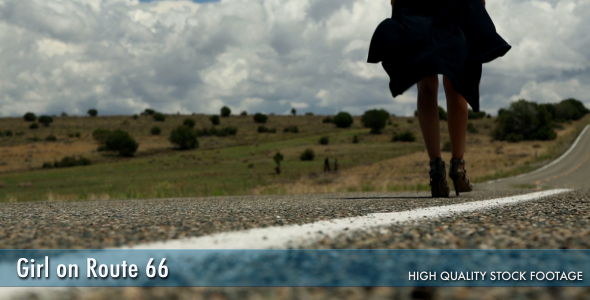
[
  {"left": 45, "top": 135, "right": 57, "bottom": 142},
  {"left": 38, "top": 115, "right": 53, "bottom": 127},
  {"left": 253, "top": 113, "right": 268, "bottom": 124},
  {"left": 5, "top": 130, "right": 12, "bottom": 137},
  {"left": 24, "top": 112, "right": 37, "bottom": 122},
  {"left": 468, "top": 109, "right": 486, "bottom": 120},
  {"left": 240, "top": 111, "right": 248, "bottom": 116},
  {"left": 29, "top": 123, "right": 39, "bottom": 130},
  {"left": 467, "top": 122, "right": 478, "bottom": 133},
  {"left": 196, "top": 127, "right": 238, "bottom": 137},
  {"left": 151, "top": 126, "right": 161, "bottom": 135},
  {"left": 291, "top": 108, "right": 297, "bottom": 116},
  {"left": 92, "top": 129, "right": 111, "bottom": 145},
  {"left": 492, "top": 99, "right": 556, "bottom": 141},
  {"left": 353, "top": 135, "right": 359, "bottom": 144},
  {"left": 392, "top": 131, "right": 416, "bottom": 142},
  {"left": 153, "top": 112, "right": 165, "bottom": 122},
  {"left": 361, "top": 109, "right": 390, "bottom": 134},
  {"left": 105, "top": 130, "right": 139, "bottom": 157},
  {"left": 210, "top": 115, "right": 220, "bottom": 125},
  {"left": 283, "top": 126, "right": 299, "bottom": 133},
  {"left": 319, "top": 136, "right": 329, "bottom": 145},
  {"left": 322, "top": 117, "right": 333, "bottom": 124},
  {"left": 49, "top": 156, "right": 92, "bottom": 168},
  {"left": 257, "top": 126, "right": 276, "bottom": 133},
  {"left": 143, "top": 108, "right": 156, "bottom": 115},
  {"left": 133, "top": 114, "right": 139, "bottom": 120},
  {"left": 333, "top": 112, "right": 353, "bottom": 128},
  {"left": 170, "top": 125, "right": 199, "bottom": 150},
  {"left": 300, "top": 148, "right": 315, "bottom": 161},
  {"left": 87, "top": 109, "right": 98, "bottom": 117},
  {"left": 543, "top": 98, "right": 590, "bottom": 122},
  {"left": 442, "top": 141, "right": 452, "bottom": 152},
  {"left": 221, "top": 106, "right": 231, "bottom": 117},
  {"left": 305, "top": 112, "right": 314, "bottom": 116},
  {"left": 438, "top": 106, "right": 448, "bottom": 121},
  {"left": 183, "top": 118, "right": 196, "bottom": 128}
]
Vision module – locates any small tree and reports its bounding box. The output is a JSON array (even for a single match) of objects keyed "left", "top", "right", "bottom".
[
  {"left": 392, "top": 131, "right": 416, "bottom": 142},
  {"left": 170, "top": 125, "right": 199, "bottom": 150},
  {"left": 221, "top": 106, "right": 231, "bottom": 117},
  {"left": 438, "top": 106, "right": 448, "bottom": 121},
  {"left": 183, "top": 118, "right": 196, "bottom": 128},
  {"left": 332, "top": 112, "right": 353, "bottom": 128},
  {"left": 87, "top": 109, "right": 98, "bottom": 117},
  {"left": 253, "top": 113, "right": 268, "bottom": 124},
  {"left": 92, "top": 129, "right": 111, "bottom": 145},
  {"left": 361, "top": 109, "right": 390, "bottom": 134},
  {"left": 273, "top": 152, "right": 284, "bottom": 174},
  {"left": 151, "top": 126, "right": 161, "bottom": 135},
  {"left": 319, "top": 136, "right": 329, "bottom": 145},
  {"left": 300, "top": 148, "right": 315, "bottom": 161},
  {"left": 291, "top": 108, "right": 297, "bottom": 116},
  {"left": 29, "top": 123, "right": 39, "bottom": 130},
  {"left": 353, "top": 135, "right": 359, "bottom": 144},
  {"left": 240, "top": 111, "right": 248, "bottom": 116},
  {"left": 23, "top": 112, "right": 37, "bottom": 122},
  {"left": 143, "top": 108, "right": 156, "bottom": 115},
  {"left": 105, "top": 130, "right": 139, "bottom": 157},
  {"left": 322, "top": 117, "right": 333, "bottom": 124},
  {"left": 38, "top": 115, "right": 53, "bottom": 127},
  {"left": 153, "top": 112, "right": 165, "bottom": 122},
  {"left": 210, "top": 115, "right": 220, "bottom": 125}
]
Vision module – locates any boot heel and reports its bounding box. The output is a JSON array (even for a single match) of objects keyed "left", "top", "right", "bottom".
[
  {"left": 429, "top": 158, "right": 450, "bottom": 198},
  {"left": 450, "top": 175, "right": 460, "bottom": 196}
]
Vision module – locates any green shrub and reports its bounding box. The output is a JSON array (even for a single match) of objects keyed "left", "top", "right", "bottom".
[
  {"left": 151, "top": 126, "right": 161, "bottom": 135},
  {"left": 319, "top": 136, "right": 329, "bottom": 145},
  {"left": 300, "top": 148, "right": 315, "bottom": 161},
  {"left": 221, "top": 106, "right": 231, "bottom": 117},
  {"left": 28, "top": 137, "right": 42, "bottom": 142},
  {"left": 29, "top": 123, "right": 39, "bottom": 130},
  {"left": 5, "top": 130, "right": 12, "bottom": 137},
  {"left": 153, "top": 112, "right": 165, "bottom": 122},
  {"left": 492, "top": 99, "right": 556, "bottom": 141},
  {"left": 51, "top": 156, "right": 91, "bottom": 168},
  {"left": 353, "top": 135, "right": 359, "bottom": 144},
  {"left": 196, "top": 127, "right": 238, "bottom": 137},
  {"left": 105, "top": 130, "right": 139, "bottom": 157},
  {"left": 322, "top": 117, "right": 333, "bottom": 124},
  {"left": 240, "top": 111, "right": 248, "bottom": 116},
  {"left": 169, "top": 125, "right": 199, "bottom": 150},
  {"left": 210, "top": 115, "right": 220, "bottom": 125},
  {"left": 143, "top": 108, "right": 156, "bottom": 115},
  {"left": 283, "top": 126, "right": 299, "bottom": 133},
  {"left": 392, "top": 131, "right": 416, "bottom": 142},
  {"left": 253, "top": 113, "right": 268, "bottom": 124},
  {"left": 133, "top": 114, "right": 139, "bottom": 120},
  {"left": 333, "top": 112, "right": 353, "bottom": 128},
  {"left": 38, "top": 115, "right": 53, "bottom": 127},
  {"left": 75, "top": 132, "right": 81, "bottom": 138},
  {"left": 467, "top": 122, "right": 478, "bottom": 133},
  {"left": 24, "top": 112, "right": 36, "bottom": 122},
  {"left": 305, "top": 112, "right": 314, "bottom": 116},
  {"left": 442, "top": 141, "right": 452, "bottom": 152},
  {"left": 291, "top": 108, "right": 297, "bottom": 116},
  {"left": 407, "top": 119, "right": 414, "bottom": 124},
  {"left": 87, "top": 109, "right": 98, "bottom": 117},
  {"left": 45, "top": 135, "right": 57, "bottom": 142},
  {"left": 468, "top": 109, "right": 486, "bottom": 120},
  {"left": 92, "top": 129, "right": 111, "bottom": 145},
  {"left": 361, "top": 109, "right": 390, "bottom": 134},
  {"left": 542, "top": 98, "right": 590, "bottom": 122},
  {"left": 257, "top": 126, "right": 276, "bottom": 133},
  {"left": 438, "top": 106, "right": 448, "bottom": 121},
  {"left": 183, "top": 118, "right": 196, "bottom": 128}
]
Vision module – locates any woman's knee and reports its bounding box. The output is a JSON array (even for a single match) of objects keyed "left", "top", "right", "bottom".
[{"left": 418, "top": 76, "right": 439, "bottom": 95}]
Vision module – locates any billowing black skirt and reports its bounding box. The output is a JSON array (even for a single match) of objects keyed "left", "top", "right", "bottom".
[{"left": 367, "top": 0, "right": 511, "bottom": 112}]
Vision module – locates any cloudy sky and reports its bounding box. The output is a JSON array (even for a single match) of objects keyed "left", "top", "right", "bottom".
[{"left": 0, "top": 0, "right": 588, "bottom": 117}]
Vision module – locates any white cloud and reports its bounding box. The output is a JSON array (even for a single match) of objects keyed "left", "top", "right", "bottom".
[{"left": 0, "top": 0, "right": 588, "bottom": 117}]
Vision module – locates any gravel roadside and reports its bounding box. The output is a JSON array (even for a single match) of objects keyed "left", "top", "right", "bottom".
[{"left": 0, "top": 190, "right": 528, "bottom": 249}]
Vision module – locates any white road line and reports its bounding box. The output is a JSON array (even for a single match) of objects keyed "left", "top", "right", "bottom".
[
  {"left": 488, "top": 125, "right": 590, "bottom": 183},
  {"left": 128, "top": 189, "right": 571, "bottom": 250}
]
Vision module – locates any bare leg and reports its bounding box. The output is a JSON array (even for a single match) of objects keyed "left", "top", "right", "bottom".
[
  {"left": 417, "top": 75, "right": 441, "bottom": 160},
  {"left": 443, "top": 76, "right": 468, "bottom": 160}
]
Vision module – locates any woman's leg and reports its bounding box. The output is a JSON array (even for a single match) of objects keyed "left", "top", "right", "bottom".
[
  {"left": 442, "top": 76, "right": 468, "bottom": 160},
  {"left": 417, "top": 75, "right": 441, "bottom": 160}
]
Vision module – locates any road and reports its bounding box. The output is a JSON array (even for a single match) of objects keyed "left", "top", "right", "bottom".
[{"left": 1, "top": 125, "right": 589, "bottom": 300}]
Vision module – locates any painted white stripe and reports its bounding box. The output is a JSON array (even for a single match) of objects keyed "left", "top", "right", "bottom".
[
  {"left": 128, "top": 189, "right": 571, "bottom": 250},
  {"left": 488, "top": 125, "right": 590, "bottom": 183}
]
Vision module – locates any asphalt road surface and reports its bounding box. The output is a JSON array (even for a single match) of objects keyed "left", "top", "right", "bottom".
[{"left": 1, "top": 125, "right": 589, "bottom": 300}]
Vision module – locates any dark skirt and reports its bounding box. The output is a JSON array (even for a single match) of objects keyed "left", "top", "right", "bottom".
[{"left": 367, "top": 0, "right": 511, "bottom": 112}]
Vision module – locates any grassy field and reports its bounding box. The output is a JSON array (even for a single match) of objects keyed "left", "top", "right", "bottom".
[{"left": 0, "top": 113, "right": 587, "bottom": 202}]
